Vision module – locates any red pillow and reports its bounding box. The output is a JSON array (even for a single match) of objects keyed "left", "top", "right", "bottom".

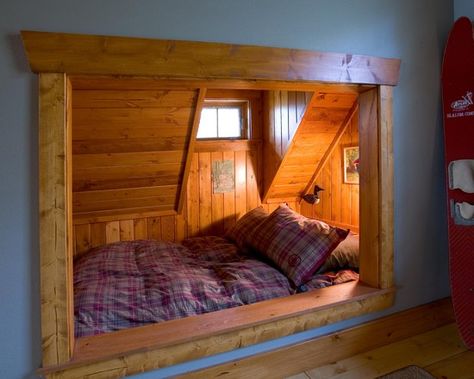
[
  {"left": 247, "top": 205, "right": 349, "bottom": 286},
  {"left": 226, "top": 206, "right": 269, "bottom": 250}
]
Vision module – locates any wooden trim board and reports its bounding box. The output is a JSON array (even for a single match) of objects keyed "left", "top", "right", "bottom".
[
  {"left": 39, "top": 282, "right": 394, "bottom": 377},
  {"left": 21, "top": 31, "right": 400, "bottom": 85},
  {"left": 39, "top": 73, "right": 74, "bottom": 366},
  {"left": 178, "top": 298, "right": 454, "bottom": 379}
]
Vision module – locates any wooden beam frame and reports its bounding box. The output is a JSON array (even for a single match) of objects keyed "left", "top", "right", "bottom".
[
  {"left": 23, "top": 31, "right": 399, "bottom": 378},
  {"left": 177, "top": 87, "right": 207, "bottom": 213},
  {"left": 39, "top": 73, "right": 74, "bottom": 366},
  {"left": 22, "top": 31, "right": 400, "bottom": 85}
]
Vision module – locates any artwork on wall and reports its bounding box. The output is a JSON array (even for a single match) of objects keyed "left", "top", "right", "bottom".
[
  {"left": 343, "top": 146, "right": 359, "bottom": 184},
  {"left": 212, "top": 160, "right": 235, "bottom": 193}
]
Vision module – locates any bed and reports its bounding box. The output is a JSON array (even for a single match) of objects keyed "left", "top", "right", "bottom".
[{"left": 74, "top": 204, "right": 360, "bottom": 338}]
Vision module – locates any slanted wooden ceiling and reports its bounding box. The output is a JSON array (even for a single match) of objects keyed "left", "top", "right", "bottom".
[
  {"left": 263, "top": 91, "right": 358, "bottom": 201},
  {"left": 71, "top": 81, "right": 205, "bottom": 220}
]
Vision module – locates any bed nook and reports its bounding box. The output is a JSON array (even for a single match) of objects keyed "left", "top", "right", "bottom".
[{"left": 22, "top": 30, "right": 400, "bottom": 378}]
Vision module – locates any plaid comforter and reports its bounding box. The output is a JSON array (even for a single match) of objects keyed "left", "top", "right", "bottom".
[{"left": 74, "top": 237, "right": 294, "bottom": 337}]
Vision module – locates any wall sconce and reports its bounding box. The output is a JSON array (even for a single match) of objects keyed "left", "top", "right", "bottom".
[{"left": 302, "top": 185, "right": 324, "bottom": 205}]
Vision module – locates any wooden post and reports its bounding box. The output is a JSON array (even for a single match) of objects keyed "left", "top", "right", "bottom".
[
  {"left": 358, "top": 88, "right": 380, "bottom": 288},
  {"left": 378, "top": 86, "right": 394, "bottom": 289},
  {"left": 39, "top": 73, "right": 74, "bottom": 366}
]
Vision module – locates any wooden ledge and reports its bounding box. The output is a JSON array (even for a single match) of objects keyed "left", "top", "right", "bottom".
[
  {"left": 39, "top": 282, "right": 394, "bottom": 377},
  {"left": 21, "top": 31, "right": 401, "bottom": 86}
]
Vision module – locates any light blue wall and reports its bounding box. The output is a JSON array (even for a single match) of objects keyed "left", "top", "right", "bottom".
[
  {"left": 0, "top": 1, "right": 454, "bottom": 378},
  {"left": 454, "top": 0, "right": 474, "bottom": 19}
]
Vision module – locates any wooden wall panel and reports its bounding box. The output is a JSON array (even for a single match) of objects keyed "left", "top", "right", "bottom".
[
  {"left": 73, "top": 143, "right": 262, "bottom": 256},
  {"left": 302, "top": 110, "right": 359, "bottom": 229},
  {"left": 186, "top": 145, "right": 261, "bottom": 238}
]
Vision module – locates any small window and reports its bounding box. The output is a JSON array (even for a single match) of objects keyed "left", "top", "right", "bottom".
[{"left": 197, "top": 101, "right": 248, "bottom": 139}]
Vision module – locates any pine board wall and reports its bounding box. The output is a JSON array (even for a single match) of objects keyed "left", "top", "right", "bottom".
[{"left": 304, "top": 111, "right": 359, "bottom": 227}]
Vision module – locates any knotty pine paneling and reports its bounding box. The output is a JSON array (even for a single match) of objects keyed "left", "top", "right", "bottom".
[
  {"left": 72, "top": 87, "right": 199, "bottom": 217},
  {"left": 73, "top": 214, "right": 180, "bottom": 257},
  {"left": 73, "top": 143, "right": 262, "bottom": 257},
  {"left": 73, "top": 88, "right": 264, "bottom": 256},
  {"left": 301, "top": 110, "right": 359, "bottom": 228},
  {"left": 263, "top": 90, "right": 312, "bottom": 197},
  {"left": 186, "top": 144, "right": 261, "bottom": 237}
]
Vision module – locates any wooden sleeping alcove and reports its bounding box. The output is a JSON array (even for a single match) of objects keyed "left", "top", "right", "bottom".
[{"left": 22, "top": 31, "right": 400, "bottom": 378}]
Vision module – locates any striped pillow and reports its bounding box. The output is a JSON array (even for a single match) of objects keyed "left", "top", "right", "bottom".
[
  {"left": 226, "top": 206, "right": 269, "bottom": 250},
  {"left": 248, "top": 204, "right": 349, "bottom": 286}
]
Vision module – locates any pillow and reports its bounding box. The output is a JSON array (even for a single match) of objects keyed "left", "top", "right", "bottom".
[
  {"left": 225, "top": 206, "right": 269, "bottom": 250},
  {"left": 317, "top": 232, "right": 359, "bottom": 273},
  {"left": 247, "top": 204, "right": 349, "bottom": 286}
]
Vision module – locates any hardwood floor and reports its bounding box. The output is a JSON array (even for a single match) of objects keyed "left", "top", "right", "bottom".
[
  {"left": 287, "top": 323, "right": 474, "bottom": 379},
  {"left": 178, "top": 298, "right": 473, "bottom": 379}
]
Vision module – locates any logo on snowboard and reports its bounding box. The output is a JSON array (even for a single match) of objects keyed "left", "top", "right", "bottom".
[{"left": 447, "top": 91, "right": 474, "bottom": 118}]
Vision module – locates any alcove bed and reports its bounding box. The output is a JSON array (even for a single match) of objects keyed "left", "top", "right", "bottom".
[{"left": 22, "top": 31, "right": 400, "bottom": 378}]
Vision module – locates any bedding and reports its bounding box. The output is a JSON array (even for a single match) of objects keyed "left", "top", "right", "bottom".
[
  {"left": 226, "top": 206, "right": 269, "bottom": 250},
  {"left": 74, "top": 212, "right": 359, "bottom": 338},
  {"left": 317, "top": 231, "right": 359, "bottom": 273},
  {"left": 74, "top": 236, "right": 294, "bottom": 337},
  {"left": 246, "top": 204, "right": 350, "bottom": 286}
]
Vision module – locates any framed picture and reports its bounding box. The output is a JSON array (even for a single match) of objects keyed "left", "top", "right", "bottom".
[
  {"left": 212, "top": 160, "right": 235, "bottom": 193},
  {"left": 343, "top": 146, "right": 359, "bottom": 184}
]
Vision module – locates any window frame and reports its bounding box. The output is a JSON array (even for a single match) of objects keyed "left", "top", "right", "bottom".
[{"left": 197, "top": 99, "right": 250, "bottom": 140}]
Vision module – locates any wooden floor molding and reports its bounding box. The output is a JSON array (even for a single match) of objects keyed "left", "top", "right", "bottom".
[{"left": 178, "top": 298, "right": 454, "bottom": 379}]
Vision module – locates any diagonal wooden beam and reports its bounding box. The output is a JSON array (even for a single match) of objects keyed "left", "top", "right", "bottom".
[
  {"left": 301, "top": 101, "right": 358, "bottom": 197},
  {"left": 176, "top": 87, "right": 207, "bottom": 214}
]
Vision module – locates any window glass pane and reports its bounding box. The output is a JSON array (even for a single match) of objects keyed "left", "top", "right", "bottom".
[
  {"left": 218, "top": 108, "right": 241, "bottom": 138},
  {"left": 197, "top": 108, "right": 218, "bottom": 138}
]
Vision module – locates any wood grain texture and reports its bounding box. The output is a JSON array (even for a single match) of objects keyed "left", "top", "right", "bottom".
[
  {"left": 40, "top": 283, "right": 394, "bottom": 377},
  {"left": 178, "top": 298, "right": 453, "bottom": 379},
  {"left": 358, "top": 89, "right": 379, "bottom": 287},
  {"left": 263, "top": 91, "right": 312, "bottom": 200},
  {"left": 70, "top": 75, "right": 372, "bottom": 93},
  {"left": 72, "top": 86, "right": 199, "bottom": 219},
  {"left": 305, "top": 323, "right": 463, "bottom": 379},
  {"left": 263, "top": 91, "right": 358, "bottom": 202},
  {"left": 306, "top": 110, "right": 359, "bottom": 228},
  {"left": 21, "top": 31, "right": 401, "bottom": 85},
  {"left": 378, "top": 86, "right": 394, "bottom": 289},
  {"left": 39, "top": 73, "right": 74, "bottom": 366},
  {"left": 302, "top": 101, "right": 358, "bottom": 195},
  {"left": 177, "top": 88, "right": 206, "bottom": 214}
]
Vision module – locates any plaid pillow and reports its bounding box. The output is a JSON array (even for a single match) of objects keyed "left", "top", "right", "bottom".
[
  {"left": 225, "top": 206, "right": 269, "bottom": 250},
  {"left": 247, "top": 204, "right": 349, "bottom": 286}
]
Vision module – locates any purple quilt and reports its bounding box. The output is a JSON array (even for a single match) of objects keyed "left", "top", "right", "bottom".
[{"left": 74, "top": 237, "right": 294, "bottom": 337}]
